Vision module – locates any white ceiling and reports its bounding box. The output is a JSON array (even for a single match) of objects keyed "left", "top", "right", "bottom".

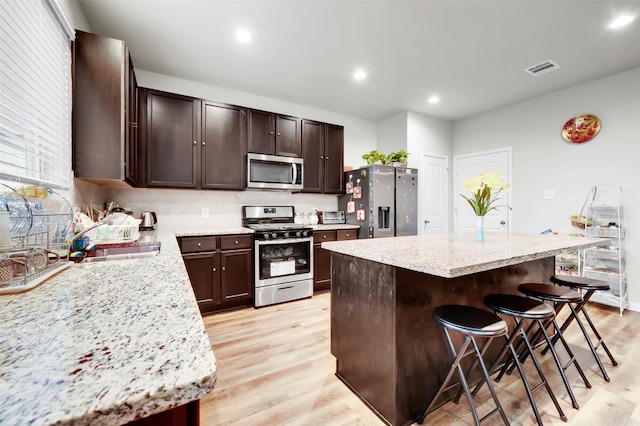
[{"left": 75, "top": 0, "right": 640, "bottom": 122}]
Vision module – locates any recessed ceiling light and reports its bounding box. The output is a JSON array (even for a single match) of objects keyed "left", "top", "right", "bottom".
[
  {"left": 608, "top": 14, "right": 636, "bottom": 29},
  {"left": 235, "top": 28, "right": 252, "bottom": 43},
  {"left": 353, "top": 70, "right": 367, "bottom": 80},
  {"left": 427, "top": 96, "right": 440, "bottom": 104}
]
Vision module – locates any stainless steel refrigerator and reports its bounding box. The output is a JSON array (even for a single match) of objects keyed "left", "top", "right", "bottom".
[{"left": 338, "top": 165, "right": 418, "bottom": 239}]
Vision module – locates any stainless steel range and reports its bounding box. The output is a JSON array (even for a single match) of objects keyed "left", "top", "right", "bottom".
[{"left": 243, "top": 206, "right": 313, "bottom": 307}]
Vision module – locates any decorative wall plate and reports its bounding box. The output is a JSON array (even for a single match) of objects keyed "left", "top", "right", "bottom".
[{"left": 562, "top": 114, "right": 601, "bottom": 143}]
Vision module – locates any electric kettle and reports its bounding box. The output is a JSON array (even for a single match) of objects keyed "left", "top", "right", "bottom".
[{"left": 140, "top": 211, "right": 157, "bottom": 230}]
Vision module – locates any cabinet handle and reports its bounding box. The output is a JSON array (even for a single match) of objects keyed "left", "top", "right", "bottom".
[
  {"left": 320, "top": 155, "right": 324, "bottom": 159},
  {"left": 193, "top": 140, "right": 197, "bottom": 145},
  {"left": 202, "top": 141, "right": 206, "bottom": 146},
  {"left": 213, "top": 267, "right": 216, "bottom": 272},
  {"left": 269, "top": 131, "right": 274, "bottom": 135},
  {"left": 197, "top": 242, "right": 201, "bottom": 247},
  {"left": 345, "top": 233, "right": 350, "bottom": 237},
  {"left": 323, "top": 235, "right": 327, "bottom": 239},
  {"left": 235, "top": 240, "right": 239, "bottom": 244},
  {"left": 222, "top": 266, "right": 226, "bottom": 271},
  {"left": 277, "top": 132, "right": 281, "bottom": 136}
]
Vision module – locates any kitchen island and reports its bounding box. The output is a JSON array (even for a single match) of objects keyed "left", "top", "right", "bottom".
[
  {"left": 0, "top": 229, "right": 246, "bottom": 426},
  {"left": 321, "top": 232, "right": 607, "bottom": 426}
]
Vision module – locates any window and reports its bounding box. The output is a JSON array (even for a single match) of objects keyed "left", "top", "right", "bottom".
[{"left": 0, "top": 0, "right": 74, "bottom": 189}]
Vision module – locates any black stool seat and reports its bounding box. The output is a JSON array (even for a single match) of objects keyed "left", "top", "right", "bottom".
[
  {"left": 485, "top": 294, "right": 554, "bottom": 320},
  {"left": 434, "top": 305, "right": 508, "bottom": 337},
  {"left": 519, "top": 283, "right": 583, "bottom": 304},
  {"left": 550, "top": 275, "right": 610, "bottom": 291},
  {"left": 419, "top": 305, "right": 510, "bottom": 425}
]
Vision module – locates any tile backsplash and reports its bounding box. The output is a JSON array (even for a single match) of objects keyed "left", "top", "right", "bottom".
[{"left": 74, "top": 180, "right": 338, "bottom": 232}]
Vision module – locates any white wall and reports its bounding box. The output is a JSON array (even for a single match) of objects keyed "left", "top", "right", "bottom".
[
  {"left": 376, "top": 112, "right": 408, "bottom": 159},
  {"left": 452, "top": 67, "right": 640, "bottom": 308}
]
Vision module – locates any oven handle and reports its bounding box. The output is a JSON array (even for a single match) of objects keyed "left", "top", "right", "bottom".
[
  {"left": 291, "top": 163, "right": 297, "bottom": 185},
  {"left": 255, "top": 236, "right": 313, "bottom": 247}
]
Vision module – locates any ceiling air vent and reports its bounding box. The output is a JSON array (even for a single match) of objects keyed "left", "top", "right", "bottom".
[{"left": 524, "top": 59, "right": 561, "bottom": 77}]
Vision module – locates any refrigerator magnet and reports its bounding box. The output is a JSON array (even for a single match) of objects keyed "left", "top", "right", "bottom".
[
  {"left": 353, "top": 179, "right": 362, "bottom": 199},
  {"left": 356, "top": 205, "right": 366, "bottom": 221},
  {"left": 347, "top": 197, "right": 355, "bottom": 214},
  {"left": 345, "top": 174, "right": 354, "bottom": 194}
]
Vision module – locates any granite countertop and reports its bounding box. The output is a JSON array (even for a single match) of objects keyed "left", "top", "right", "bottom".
[
  {"left": 321, "top": 232, "right": 608, "bottom": 278},
  {"left": 310, "top": 224, "right": 360, "bottom": 231},
  {"left": 0, "top": 231, "right": 217, "bottom": 426}
]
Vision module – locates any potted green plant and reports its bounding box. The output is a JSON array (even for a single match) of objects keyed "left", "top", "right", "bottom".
[
  {"left": 361, "top": 150, "right": 387, "bottom": 165},
  {"left": 387, "top": 150, "right": 409, "bottom": 166}
]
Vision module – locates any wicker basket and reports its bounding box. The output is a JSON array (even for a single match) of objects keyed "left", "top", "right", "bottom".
[{"left": 570, "top": 215, "right": 592, "bottom": 229}]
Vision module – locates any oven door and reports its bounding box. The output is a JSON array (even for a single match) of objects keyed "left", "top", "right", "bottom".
[{"left": 255, "top": 236, "right": 313, "bottom": 287}]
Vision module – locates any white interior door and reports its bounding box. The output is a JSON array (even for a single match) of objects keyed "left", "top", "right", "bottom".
[
  {"left": 454, "top": 148, "right": 511, "bottom": 233},
  {"left": 420, "top": 153, "right": 448, "bottom": 234}
]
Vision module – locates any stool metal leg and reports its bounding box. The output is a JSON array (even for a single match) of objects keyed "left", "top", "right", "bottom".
[{"left": 418, "top": 328, "right": 510, "bottom": 426}]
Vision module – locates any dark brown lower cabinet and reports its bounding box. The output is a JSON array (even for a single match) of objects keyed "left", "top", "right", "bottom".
[
  {"left": 180, "top": 234, "right": 253, "bottom": 314},
  {"left": 313, "top": 229, "right": 357, "bottom": 292},
  {"left": 125, "top": 400, "right": 199, "bottom": 426}
]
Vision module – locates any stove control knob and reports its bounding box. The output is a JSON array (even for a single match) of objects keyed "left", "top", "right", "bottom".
[
  {"left": 296, "top": 231, "right": 302, "bottom": 237},
  {"left": 262, "top": 232, "right": 270, "bottom": 239},
  {"left": 284, "top": 231, "right": 289, "bottom": 238},
  {"left": 271, "top": 232, "right": 277, "bottom": 239},
  {"left": 302, "top": 230, "right": 309, "bottom": 237}
]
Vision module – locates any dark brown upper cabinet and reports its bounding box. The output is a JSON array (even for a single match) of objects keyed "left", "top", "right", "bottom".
[
  {"left": 72, "top": 30, "right": 139, "bottom": 185},
  {"left": 140, "top": 89, "right": 247, "bottom": 190},
  {"left": 247, "top": 109, "right": 301, "bottom": 157},
  {"left": 143, "top": 89, "right": 200, "bottom": 188},
  {"left": 201, "top": 102, "right": 246, "bottom": 190},
  {"left": 301, "top": 120, "right": 344, "bottom": 194}
]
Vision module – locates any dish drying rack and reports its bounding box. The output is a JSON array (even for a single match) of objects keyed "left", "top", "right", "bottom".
[{"left": 0, "top": 183, "right": 73, "bottom": 294}]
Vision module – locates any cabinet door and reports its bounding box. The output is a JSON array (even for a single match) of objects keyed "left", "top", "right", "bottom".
[
  {"left": 72, "top": 30, "right": 126, "bottom": 180},
  {"left": 220, "top": 249, "right": 252, "bottom": 301},
  {"left": 275, "top": 115, "right": 301, "bottom": 157},
  {"left": 182, "top": 251, "right": 221, "bottom": 307},
  {"left": 146, "top": 90, "right": 199, "bottom": 188},
  {"left": 202, "top": 102, "right": 246, "bottom": 189},
  {"left": 313, "top": 243, "right": 332, "bottom": 292},
  {"left": 324, "top": 124, "right": 344, "bottom": 194},
  {"left": 247, "top": 109, "right": 275, "bottom": 155},
  {"left": 125, "top": 53, "right": 139, "bottom": 185},
  {"left": 301, "top": 119, "right": 324, "bottom": 193}
]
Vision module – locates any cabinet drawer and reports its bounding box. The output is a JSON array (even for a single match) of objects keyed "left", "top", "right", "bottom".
[
  {"left": 337, "top": 229, "right": 357, "bottom": 241},
  {"left": 314, "top": 230, "right": 337, "bottom": 243},
  {"left": 220, "top": 234, "right": 253, "bottom": 250},
  {"left": 180, "top": 236, "right": 217, "bottom": 253}
]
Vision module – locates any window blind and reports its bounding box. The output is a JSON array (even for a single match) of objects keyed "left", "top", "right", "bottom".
[{"left": 0, "top": 0, "right": 74, "bottom": 189}]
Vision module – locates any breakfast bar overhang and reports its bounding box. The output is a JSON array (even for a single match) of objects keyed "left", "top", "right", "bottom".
[{"left": 321, "top": 233, "right": 606, "bottom": 426}]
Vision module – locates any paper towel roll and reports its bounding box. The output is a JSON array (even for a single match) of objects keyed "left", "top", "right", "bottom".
[{"left": 0, "top": 211, "right": 11, "bottom": 246}]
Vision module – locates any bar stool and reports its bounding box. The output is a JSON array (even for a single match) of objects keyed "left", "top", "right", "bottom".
[
  {"left": 479, "top": 294, "right": 567, "bottom": 424},
  {"left": 418, "top": 305, "right": 510, "bottom": 426},
  {"left": 549, "top": 275, "right": 618, "bottom": 381},
  {"left": 516, "top": 283, "right": 592, "bottom": 407}
]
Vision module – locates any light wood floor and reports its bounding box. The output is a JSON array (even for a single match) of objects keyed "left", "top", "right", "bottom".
[{"left": 201, "top": 292, "right": 640, "bottom": 425}]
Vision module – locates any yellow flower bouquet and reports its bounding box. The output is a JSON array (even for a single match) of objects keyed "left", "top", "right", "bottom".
[{"left": 460, "top": 172, "right": 510, "bottom": 216}]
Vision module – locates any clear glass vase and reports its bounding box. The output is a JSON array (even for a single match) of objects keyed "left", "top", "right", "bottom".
[{"left": 476, "top": 215, "right": 485, "bottom": 242}]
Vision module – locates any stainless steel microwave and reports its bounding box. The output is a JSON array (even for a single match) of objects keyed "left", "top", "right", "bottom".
[{"left": 246, "top": 153, "right": 304, "bottom": 191}]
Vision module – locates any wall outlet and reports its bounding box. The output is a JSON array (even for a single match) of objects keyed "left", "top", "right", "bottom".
[
  {"left": 543, "top": 189, "right": 556, "bottom": 200},
  {"left": 202, "top": 208, "right": 209, "bottom": 218}
]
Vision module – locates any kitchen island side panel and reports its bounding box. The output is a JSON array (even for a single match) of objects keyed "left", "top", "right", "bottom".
[
  {"left": 330, "top": 251, "right": 554, "bottom": 426},
  {"left": 330, "top": 252, "right": 398, "bottom": 424}
]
